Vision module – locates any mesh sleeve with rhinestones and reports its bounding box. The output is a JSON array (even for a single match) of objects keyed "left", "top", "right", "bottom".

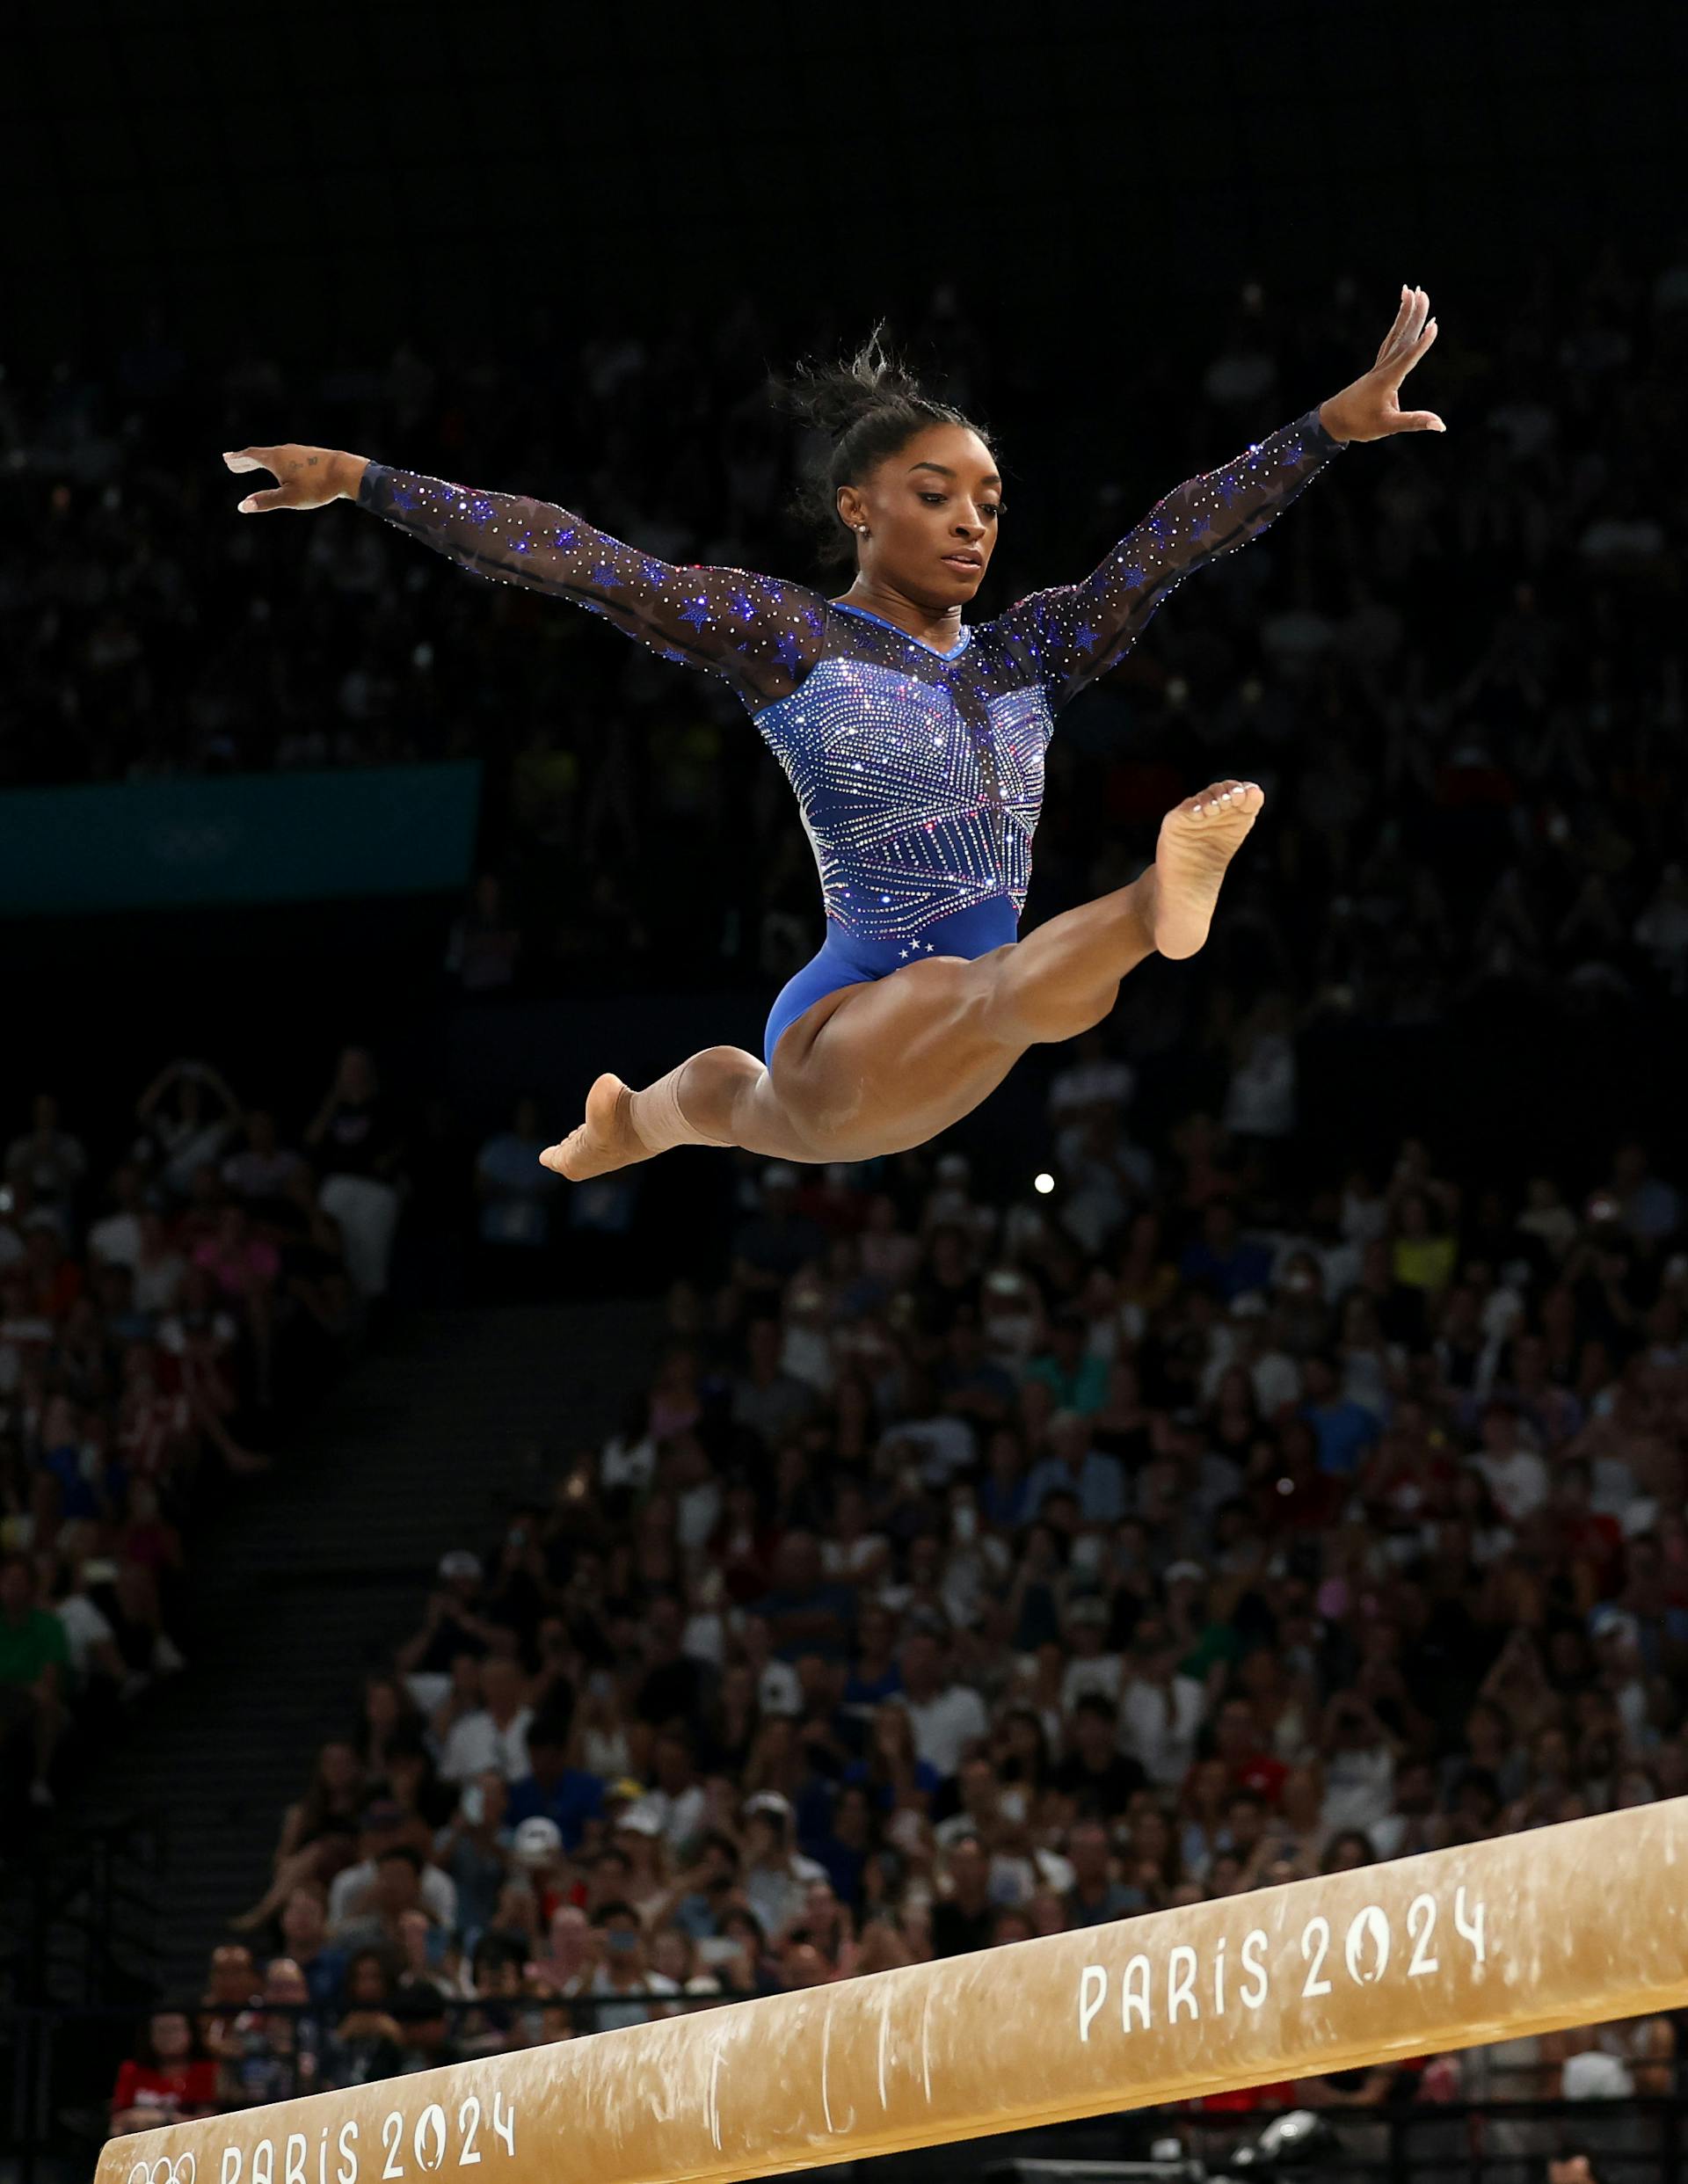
[
  {"left": 352, "top": 414, "right": 1345, "bottom": 950},
  {"left": 986, "top": 407, "right": 1345, "bottom": 711},
  {"left": 354, "top": 462, "right": 825, "bottom": 707}
]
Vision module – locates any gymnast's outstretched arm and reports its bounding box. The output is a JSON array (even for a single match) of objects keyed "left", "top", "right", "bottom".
[
  {"left": 221, "top": 444, "right": 822, "bottom": 706},
  {"left": 991, "top": 282, "right": 1444, "bottom": 711}
]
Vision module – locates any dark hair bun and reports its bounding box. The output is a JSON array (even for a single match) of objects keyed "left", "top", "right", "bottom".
[
  {"left": 775, "top": 323, "right": 929, "bottom": 440},
  {"left": 771, "top": 323, "right": 991, "bottom": 571}
]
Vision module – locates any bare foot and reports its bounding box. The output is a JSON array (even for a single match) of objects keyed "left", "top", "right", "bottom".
[
  {"left": 541, "top": 1072, "right": 655, "bottom": 1182},
  {"left": 1149, "top": 780, "right": 1265, "bottom": 959}
]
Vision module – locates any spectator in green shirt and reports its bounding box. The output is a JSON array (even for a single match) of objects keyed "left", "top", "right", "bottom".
[
  {"left": 0, "top": 1552, "right": 69, "bottom": 1809},
  {"left": 1025, "top": 1314, "right": 1110, "bottom": 1416}
]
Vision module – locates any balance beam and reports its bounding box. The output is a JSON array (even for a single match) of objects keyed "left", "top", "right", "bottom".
[{"left": 101, "top": 1800, "right": 1688, "bottom": 2184}]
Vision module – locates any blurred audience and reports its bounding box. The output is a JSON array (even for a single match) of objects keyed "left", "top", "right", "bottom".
[
  {"left": 0, "top": 1047, "right": 397, "bottom": 1817},
  {"left": 181, "top": 1103, "right": 1688, "bottom": 2109},
  {"left": 51, "top": 229, "right": 1688, "bottom": 2129}
]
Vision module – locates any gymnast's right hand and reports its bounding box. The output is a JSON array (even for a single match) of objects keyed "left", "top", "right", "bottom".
[{"left": 222, "top": 443, "right": 361, "bottom": 513}]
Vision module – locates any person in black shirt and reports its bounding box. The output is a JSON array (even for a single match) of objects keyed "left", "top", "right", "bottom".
[
  {"left": 930, "top": 1835, "right": 997, "bottom": 1958},
  {"left": 1356, "top": 1237, "right": 1428, "bottom": 1348},
  {"left": 482, "top": 1511, "right": 551, "bottom": 1656},
  {"left": 635, "top": 1593, "right": 712, "bottom": 1722},
  {"left": 729, "top": 1168, "right": 826, "bottom": 1294},
  {"left": 1051, "top": 1694, "right": 1148, "bottom": 1818},
  {"left": 393, "top": 1983, "right": 461, "bottom": 2072},
  {"left": 912, "top": 1226, "right": 982, "bottom": 1338},
  {"left": 395, "top": 1552, "right": 496, "bottom": 1678}
]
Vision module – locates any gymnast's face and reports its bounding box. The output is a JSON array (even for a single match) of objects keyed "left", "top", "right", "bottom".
[{"left": 836, "top": 422, "right": 1003, "bottom": 611}]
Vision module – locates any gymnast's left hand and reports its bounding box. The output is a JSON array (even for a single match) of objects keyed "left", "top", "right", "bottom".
[{"left": 1318, "top": 285, "right": 1444, "bottom": 443}]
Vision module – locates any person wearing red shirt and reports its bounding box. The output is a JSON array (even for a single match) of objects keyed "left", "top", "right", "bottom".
[
  {"left": 1190, "top": 2078, "right": 1297, "bottom": 2117},
  {"left": 1552, "top": 1458, "right": 1624, "bottom": 1598},
  {"left": 110, "top": 2007, "right": 222, "bottom": 2136},
  {"left": 1255, "top": 1419, "right": 1345, "bottom": 1533},
  {"left": 1209, "top": 1693, "right": 1290, "bottom": 1806},
  {"left": 21, "top": 1224, "right": 83, "bottom": 1321}
]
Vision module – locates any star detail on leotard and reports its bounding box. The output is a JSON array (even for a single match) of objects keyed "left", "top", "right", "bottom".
[
  {"left": 1074, "top": 622, "right": 1102, "bottom": 653},
  {"left": 679, "top": 597, "right": 712, "bottom": 630},
  {"left": 589, "top": 562, "right": 621, "bottom": 588},
  {"left": 390, "top": 485, "right": 418, "bottom": 512}
]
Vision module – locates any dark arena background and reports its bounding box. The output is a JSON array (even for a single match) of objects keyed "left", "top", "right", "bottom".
[{"left": 4, "top": 1, "right": 1688, "bottom": 2178}]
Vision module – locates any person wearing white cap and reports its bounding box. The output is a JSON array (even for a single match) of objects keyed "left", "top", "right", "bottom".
[
  {"left": 739, "top": 1793, "right": 827, "bottom": 1940},
  {"left": 1058, "top": 1596, "right": 1123, "bottom": 1714},
  {"left": 394, "top": 1551, "right": 494, "bottom": 1694},
  {"left": 511, "top": 1815, "right": 564, "bottom": 1867}
]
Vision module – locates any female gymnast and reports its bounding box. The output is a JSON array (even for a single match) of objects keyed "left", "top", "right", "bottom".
[{"left": 225, "top": 285, "right": 1442, "bottom": 1177}]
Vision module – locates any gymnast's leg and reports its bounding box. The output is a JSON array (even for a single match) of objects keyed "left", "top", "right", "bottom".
[
  {"left": 978, "top": 779, "right": 1266, "bottom": 1037},
  {"left": 543, "top": 1046, "right": 820, "bottom": 1178},
  {"left": 543, "top": 782, "right": 1262, "bottom": 1177},
  {"left": 760, "top": 780, "right": 1265, "bottom": 1160}
]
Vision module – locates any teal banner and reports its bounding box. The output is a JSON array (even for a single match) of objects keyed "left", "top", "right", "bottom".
[{"left": 0, "top": 763, "right": 482, "bottom": 915}]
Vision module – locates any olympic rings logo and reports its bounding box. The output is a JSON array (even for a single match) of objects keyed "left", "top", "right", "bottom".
[{"left": 130, "top": 2158, "right": 197, "bottom": 2184}]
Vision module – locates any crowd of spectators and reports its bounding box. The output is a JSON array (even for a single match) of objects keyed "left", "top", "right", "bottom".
[
  {"left": 10, "top": 217, "right": 1682, "bottom": 2144},
  {"left": 127, "top": 1103, "right": 1687, "bottom": 2133},
  {"left": 7, "top": 244, "right": 1688, "bottom": 1038},
  {"left": 0, "top": 1045, "right": 403, "bottom": 1822}
]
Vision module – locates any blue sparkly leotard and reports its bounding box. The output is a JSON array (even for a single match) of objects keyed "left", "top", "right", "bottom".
[{"left": 355, "top": 409, "right": 1343, "bottom": 1067}]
